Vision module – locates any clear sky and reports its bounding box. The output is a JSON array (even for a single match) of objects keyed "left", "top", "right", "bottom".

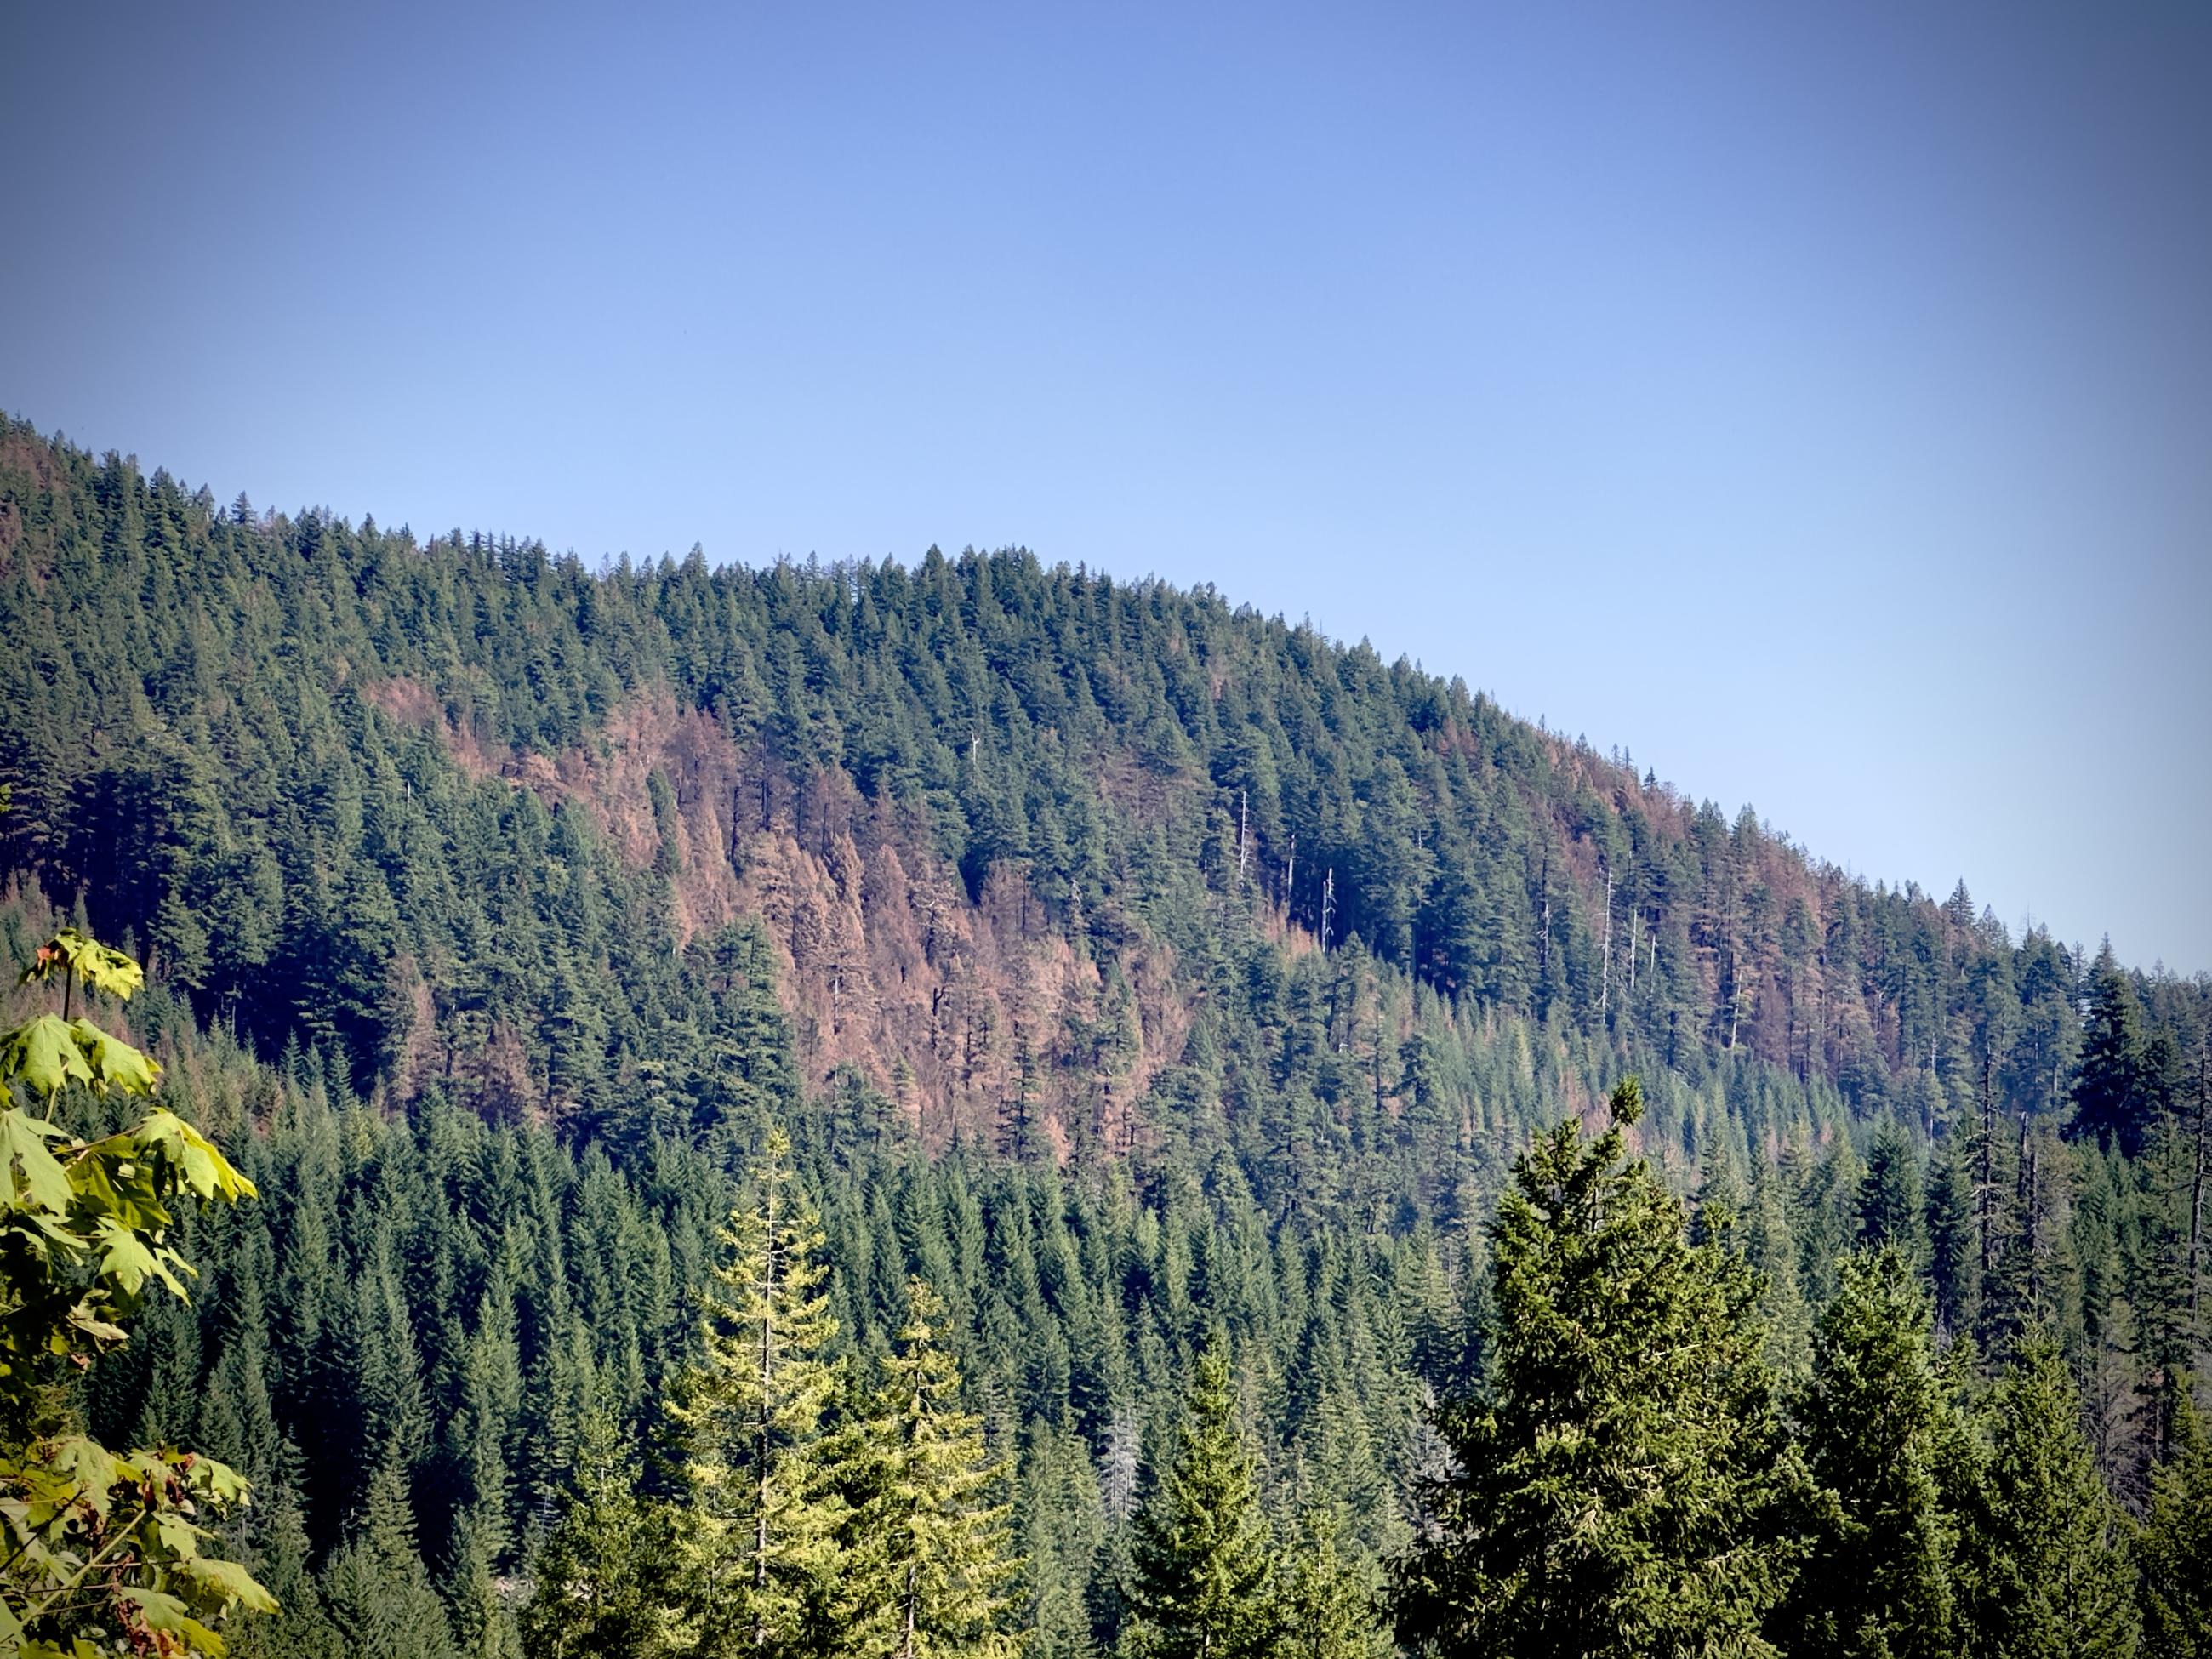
[{"left": 6, "top": 1, "right": 2207, "bottom": 974}]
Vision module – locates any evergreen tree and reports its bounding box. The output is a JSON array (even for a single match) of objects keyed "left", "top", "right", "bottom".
[
  {"left": 1125, "top": 1331, "right": 1279, "bottom": 1659},
  {"left": 2138, "top": 1378, "right": 2212, "bottom": 1659},
  {"left": 1981, "top": 1116, "right": 2070, "bottom": 1357},
  {"left": 519, "top": 1409, "right": 676, "bottom": 1659},
  {"left": 1012, "top": 1422, "right": 1103, "bottom": 1659},
  {"left": 1926, "top": 1141, "right": 1980, "bottom": 1341},
  {"left": 1745, "top": 1158, "right": 1814, "bottom": 1377},
  {"left": 1784, "top": 1250, "right": 1972, "bottom": 1659},
  {"left": 852, "top": 1280, "right": 1020, "bottom": 1659},
  {"left": 668, "top": 1127, "right": 852, "bottom": 1659},
  {"left": 1394, "top": 1080, "right": 1797, "bottom": 1659},
  {"left": 2072, "top": 948, "right": 2153, "bottom": 1155},
  {"left": 1275, "top": 1509, "right": 1388, "bottom": 1659},
  {"left": 448, "top": 1510, "right": 527, "bottom": 1659},
  {"left": 320, "top": 1459, "right": 461, "bottom": 1659},
  {"left": 1970, "top": 1333, "right": 2140, "bottom": 1659},
  {"left": 1856, "top": 1121, "right": 1929, "bottom": 1271},
  {"left": 230, "top": 1476, "right": 345, "bottom": 1659}
]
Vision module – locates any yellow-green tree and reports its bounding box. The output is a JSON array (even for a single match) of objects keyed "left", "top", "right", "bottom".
[
  {"left": 667, "top": 1128, "right": 848, "bottom": 1659},
  {"left": 852, "top": 1280, "right": 1018, "bottom": 1659},
  {"left": 1276, "top": 1508, "right": 1388, "bottom": 1659}
]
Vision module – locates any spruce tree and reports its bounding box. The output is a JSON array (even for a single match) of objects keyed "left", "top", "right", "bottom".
[
  {"left": 1125, "top": 1330, "right": 1279, "bottom": 1659},
  {"left": 448, "top": 1511, "right": 526, "bottom": 1659},
  {"left": 1784, "top": 1249, "right": 1972, "bottom": 1659},
  {"left": 1276, "top": 1508, "right": 1388, "bottom": 1659},
  {"left": 1970, "top": 1333, "right": 2140, "bottom": 1659},
  {"left": 1745, "top": 1158, "right": 1813, "bottom": 1377},
  {"left": 852, "top": 1279, "right": 1019, "bottom": 1659},
  {"left": 1394, "top": 1079, "right": 1797, "bottom": 1659},
  {"left": 2138, "top": 1378, "right": 2212, "bottom": 1659},
  {"left": 1856, "top": 1121, "right": 1929, "bottom": 1271},
  {"left": 1014, "top": 1421, "right": 1103, "bottom": 1659},
  {"left": 2072, "top": 947, "right": 2152, "bottom": 1154},
  {"left": 668, "top": 1127, "right": 852, "bottom": 1659},
  {"left": 230, "top": 1474, "right": 345, "bottom": 1659},
  {"left": 519, "top": 1409, "right": 676, "bottom": 1659},
  {"left": 319, "top": 1459, "right": 461, "bottom": 1659},
  {"left": 1925, "top": 1141, "right": 1980, "bottom": 1341}
]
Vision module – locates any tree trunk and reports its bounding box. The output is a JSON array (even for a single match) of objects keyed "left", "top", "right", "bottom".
[
  {"left": 1599, "top": 864, "right": 1613, "bottom": 1020},
  {"left": 2192, "top": 1046, "right": 2209, "bottom": 1320}
]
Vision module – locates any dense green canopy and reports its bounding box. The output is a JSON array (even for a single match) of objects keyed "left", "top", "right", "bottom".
[{"left": 0, "top": 420, "right": 2205, "bottom": 1658}]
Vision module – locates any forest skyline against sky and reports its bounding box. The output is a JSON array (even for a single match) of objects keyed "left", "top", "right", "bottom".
[
  {"left": 4, "top": 5, "right": 2210, "bottom": 1656},
  {"left": 3, "top": 0, "right": 2207, "bottom": 972}
]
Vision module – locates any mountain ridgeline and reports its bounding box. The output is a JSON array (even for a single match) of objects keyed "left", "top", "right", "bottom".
[
  {"left": 1, "top": 419, "right": 2207, "bottom": 1659},
  {"left": 3, "top": 420, "right": 2196, "bottom": 1154}
]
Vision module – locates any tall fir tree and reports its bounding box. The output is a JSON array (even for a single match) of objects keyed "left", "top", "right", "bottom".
[
  {"left": 1394, "top": 1079, "right": 1798, "bottom": 1659},
  {"left": 1925, "top": 1141, "right": 1980, "bottom": 1342},
  {"left": 1856, "top": 1121, "right": 1929, "bottom": 1271},
  {"left": 1968, "top": 1333, "right": 2141, "bottom": 1659},
  {"left": 1745, "top": 1158, "right": 1814, "bottom": 1377},
  {"left": 1125, "top": 1331, "right": 1279, "bottom": 1659},
  {"left": 1784, "top": 1250, "right": 1974, "bottom": 1659},
  {"left": 2071, "top": 946, "right": 2152, "bottom": 1155},
  {"left": 668, "top": 1127, "right": 852, "bottom": 1659},
  {"left": 1275, "top": 1508, "right": 1388, "bottom": 1659},
  {"left": 229, "top": 1474, "right": 345, "bottom": 1659},
  {"left": 1012, "top": 1422, "right": 1103, "bottom": 1659},
  {"left": 2137, "top": 1377, "right": 2212, "bottom": 1659},
  {"left": 319, "top": 1458, "right": 461, "bottom": 1659},
  {"left": 852, "top": 1280, "right": 1020, "bottom": 1659},
  {"left": 519, "top": 1409, "right": 676, "bottom": 1659}
]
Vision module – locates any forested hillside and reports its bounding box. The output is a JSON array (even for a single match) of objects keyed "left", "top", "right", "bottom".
[
  {"left": 2, "top": 420, "right": 2207, "bottom": 1658},
  {"left": 9, "top": 421, "right": 2202, "bottom": 1149}
]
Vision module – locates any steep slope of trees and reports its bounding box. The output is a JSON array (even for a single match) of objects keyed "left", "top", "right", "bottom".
[
  {"left": 0, "top": 868, "right": 2198, "bottom": 1659},
  {"left": 4, "top": 422, "right": 2202, "bottom": 1158},
  {"left": 1, "top": 419, "right": 2208, "bottom": 1656}
]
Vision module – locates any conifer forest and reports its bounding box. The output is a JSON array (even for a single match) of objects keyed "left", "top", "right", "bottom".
[{"left": 0, "top": 419, "right": 2206, "bottom": 1657}]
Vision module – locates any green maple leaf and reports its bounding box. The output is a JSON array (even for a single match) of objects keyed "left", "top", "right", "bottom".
[
  {"left": 2, "top": 1108, "right": 74, "bottom": 1213},
  {"left": 125, "top": 1587, "right": 191, "bottom": 1633},
  {"left": 88, "top": 1217, "right": 187, "bottom": 1300},
  {"left": 134, "top": 1109, "right": 255, "bottom": 1202},
  {"left": 0, "top": 1018, "right": 94, "bottom": 1103},
  {"left": 66, "top": 1020, "right": 160, "bottom": 1097},
  {"left": 20, "top": 930, "right": 143, "bottom": 1002},
  {"left": 185, "top": 1555, "right": 280, "bottom": 1614}
]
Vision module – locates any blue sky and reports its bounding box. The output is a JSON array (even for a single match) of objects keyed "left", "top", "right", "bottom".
[{"left": 6, "top": 1, "right": 2208, "bottom": 972}]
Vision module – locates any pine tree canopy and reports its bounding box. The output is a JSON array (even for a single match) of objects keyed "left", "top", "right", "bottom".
[
  {"left": 1394, "top": 1079, "right": 1799, "bottom": 1659},
  {"left": 667, "top": 1127, "right": 851, "bottom": 1659},
  {"left": 1127, "top": 1331, "right": 1279, "bottom": 1659},
  {"left": 0, "top": 425, "right": 2203, "bottom": 1659}
]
